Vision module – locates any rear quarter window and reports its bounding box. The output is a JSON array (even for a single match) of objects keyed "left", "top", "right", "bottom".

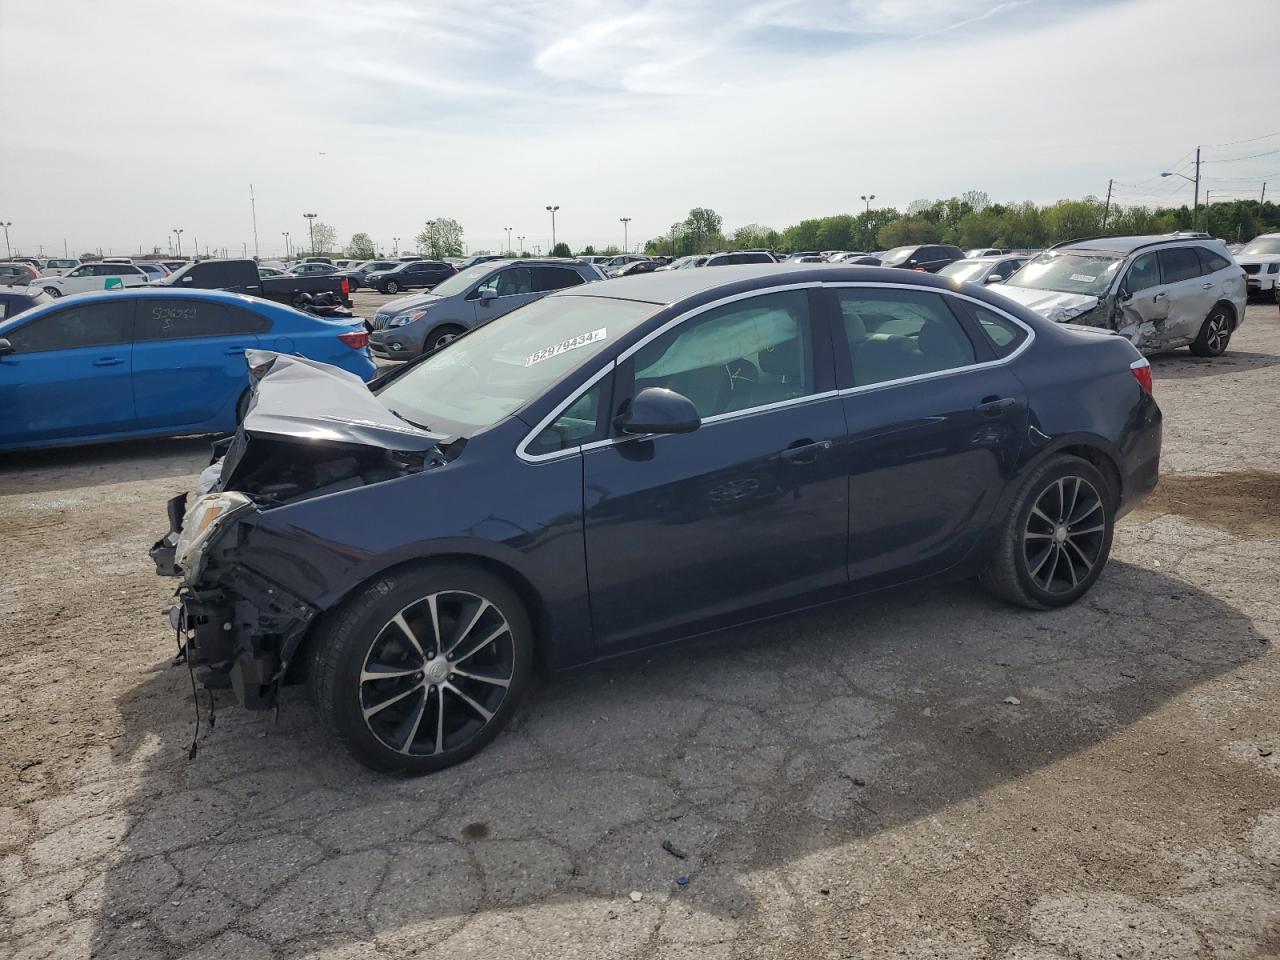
[
  {"left": 959, "top": 301, "right": 1029, "bottom": 358},
  {"left": 1196, "top": 247, "right": 1232, "bottom": 274}
]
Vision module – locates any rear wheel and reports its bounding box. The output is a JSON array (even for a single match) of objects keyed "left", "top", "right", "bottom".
[
  {"left": 42, "top": 286, "right": 61, "bottom": 298},
  {"left": 1190, "top": 306, "right": 1232, "bottom": 357},
  {"left": 309, "top": 562, "right": 533, "bottom": 774},
  {"left": 981, "top": 455, "right": 1114, "bottom": 610},
  {"left": 426, "top": 324, "right": 465, "bottom": 353},
  {"left": 384, "top": 280, "right": 400, "bottom": 294}
]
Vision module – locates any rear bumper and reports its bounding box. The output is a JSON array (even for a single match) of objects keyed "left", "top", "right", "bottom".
[{"left": 1116, "top": 394, "right": 1162, "bottom": 520}]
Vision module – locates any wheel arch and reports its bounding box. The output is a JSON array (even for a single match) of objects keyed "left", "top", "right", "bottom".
[{"left": 1211, "top": 298, "right": 1239, "bottom": 329}]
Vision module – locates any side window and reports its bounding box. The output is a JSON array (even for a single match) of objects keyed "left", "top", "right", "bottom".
[
  {"left": 536, "top": 267, "right": 585, "bottom": 292},
  {"left": 526, "top": 377, "right": 610, "bottom": 456},
  {"left": 991, "top": 259, "right": 1020, "bottom": 280},
  {"left": 134, "top": 299, "right": 262, "bottom": 340},
  {"left": 629, "top": 290, "right": 813, "bottom": 419},
  {"left": 479, "top": 267, "right": 533, "bottom": 297},
  {"left": 1196, "top": 247, "right": 1231, "bottom": 274},
  {"left": 1124, "top": 253, "right": 1161, "bottom": 294},
  {"left": 963, "top": 302, "right": 1028, "bottom": 358},
  {"left": 1158, "top": 247, "right": 1201, "bottom": 284},
  {"left": 837, "top": 288, "right": 976, "bottom": 387},
  {"left": 5, "top": 301, "right": 132, "bottom": 352}
]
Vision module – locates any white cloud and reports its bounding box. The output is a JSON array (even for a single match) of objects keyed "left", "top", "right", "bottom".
[{"left": 0, "top": 0, "right": 1275, "bottom": 256}]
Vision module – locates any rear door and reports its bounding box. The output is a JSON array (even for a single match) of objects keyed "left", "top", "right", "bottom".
[
  {"left": 131, "top": 297, "right": 266, "bottom": 428},
  {"left": 1156, "top": 246, "right": 1211, "bottom": 346},
  {"left": 0, "top": 299, "right": 135, "bottom": 445},
  {"left": 534, "top": 266, "right": 587, "bottom": 296},
  {"left": 828, "top": 285, "right": 1028, "bottom": 588}
]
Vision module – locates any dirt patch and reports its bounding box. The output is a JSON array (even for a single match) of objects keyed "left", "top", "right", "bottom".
[{"left": 1129, "top": 470, "right": 1280, "bottom": 537}]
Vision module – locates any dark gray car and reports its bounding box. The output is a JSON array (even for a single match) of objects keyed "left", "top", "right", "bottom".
[{"left": 368, "top": 258, "right": 603, "bottom": 359}]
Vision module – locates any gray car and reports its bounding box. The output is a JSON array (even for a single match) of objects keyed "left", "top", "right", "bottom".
[
  {"left": 938, "top": 254, "right": 1027, "bottom": 286},
  {"left": 368, "top": 258, "right": 603, "bottom": 359},
  {"left": 990, "top": 233, "right": 1247, "bottom": 356}
]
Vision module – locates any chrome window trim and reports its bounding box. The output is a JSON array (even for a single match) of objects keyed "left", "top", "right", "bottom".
[
  {"left": 516, "top": 280, "right": 1036, "bottom": 463},
  {"left": 824, "top": 282, "right": 1036, "bottom": 397}
]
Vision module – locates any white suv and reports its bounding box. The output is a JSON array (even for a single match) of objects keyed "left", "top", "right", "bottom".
[
  {"left": 1235, "top": 233, "right": 1280, "bottom": 298},
  {"left": 39, "top": 261, "right": 150, "bottom": 298}
]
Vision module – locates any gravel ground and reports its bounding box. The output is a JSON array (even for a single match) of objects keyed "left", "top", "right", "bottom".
[{"left": 1, "top": 302, "right": 1278, "bottom": 960}]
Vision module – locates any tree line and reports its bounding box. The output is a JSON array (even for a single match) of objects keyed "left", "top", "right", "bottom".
[{"left": 643, "top": 193, "right": 1280, "bottom": 256}]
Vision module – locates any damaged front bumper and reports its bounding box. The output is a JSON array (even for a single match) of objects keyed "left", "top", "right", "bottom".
[{"left": 152, "top": 493, "right": 317, "bottom": 710}]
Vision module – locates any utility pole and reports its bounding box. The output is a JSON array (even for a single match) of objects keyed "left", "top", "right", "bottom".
[
  {"left": 63, "top": 239, "right": 68, "bottom": 257},
  {"left": 173, "top": 228, "right": 183, "bottom": 256},
  {"left": 518, "top": 235, "right": 525, "bottom": 255},
  {"left": 303, "top": 213, "right": 317, "bottom": 256},
  {"left": 620, "top": 217, "right": 631, "bottom": 253},
  {"left": 1261, "top": 182, "right": 1268, "bottom": 207},
  {"left": 1101, "top": 178, "right": 1114, "bottom": 232},
  {"left": 250, "top": 184, "right": 260, "bottom": 259},
  {"left": 545, "top": 205, "right": 559, "bottom": 251},
  {"left": 1193, "top": 146, "right": 1201, "bottom": 230},
  {"left": 0, "top": 221, "right": 11, "bottom": 259},
  {"left": 670, "top": 223, "right": 678, "bottom": 258}
]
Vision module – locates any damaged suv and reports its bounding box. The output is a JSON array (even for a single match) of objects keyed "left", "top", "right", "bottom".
[
  {"left": 153, "top": 264, "right": 1162, "bottom": 774},
  {"left": 992, "top": 234, "right": 1246, "bottom": 356}
]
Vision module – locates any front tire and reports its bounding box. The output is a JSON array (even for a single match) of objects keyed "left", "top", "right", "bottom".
[
  {"left": 425, "top": 324, "right": 465, "bottom": 353},
  {"left": 42, "top": 286, "right": 61, "bottom": 298},
  {"left": 384, "top": 280, "right": 400, "bottom": 294},
  {"left": 309, "top": 562, "right": 533, "bottom": 774},
  {"left": 1190, "top": 306, "right": 1232, "bottom": 357},
  {"left": 981, "top": 455, "right": 1115, "bottom": 610}
]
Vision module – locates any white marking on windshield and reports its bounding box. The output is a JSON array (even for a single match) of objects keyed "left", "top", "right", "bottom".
[{"left": 525, "top": 328, "right": 607, "bottom": 367}]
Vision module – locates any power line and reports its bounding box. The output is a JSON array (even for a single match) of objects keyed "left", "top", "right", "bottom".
[
  {"left": 1202, "top": 131, "right": 1280, "bottom": 148},
  {"left": 1203, "top": 148, "right": 1280, "bottom": 163}
]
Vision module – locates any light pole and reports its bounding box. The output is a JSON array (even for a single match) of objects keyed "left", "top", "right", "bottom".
[
  {"left": 545, "top": 205, "right": 559, "bottom": 252},
  {"left": 0, "top": 221, "right": 11, "bottom": 259},
  {"left": 505, "top": 226, "right": 513, "bottom": 254},
  {"left": 620, "top": 217, "right": 631, "bottom": 253},
  {"left": 425, "top": 220, "right": 437, "bottom": 258},
  {"left": 282, "top": 232, "right": 290, "bottom": 258},
  {"left": 392, "top": 236, "right": 399, "bottom": 256},
  {"left": 517, "top": 235, "right": 525, "bottom": 255},
  {"left": 1161, "top": 147, "right": 1201, "bottom": 230},
  {"left": 303, "top": 213, "right": 318, "bottom": 256},
  {"left": 173, "top": 228, "right": 183, "bottom": 257},
  {"left": 860, "top": 194, "right": 876, "bottom": 248}
]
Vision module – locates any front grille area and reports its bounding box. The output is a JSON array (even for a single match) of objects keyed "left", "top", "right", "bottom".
[
  {"left": 371, "top": 313, "right": 392, "bottom": 330},
  {"left": 1242, "top": 263, "right": 1261, "bottom": 275}
]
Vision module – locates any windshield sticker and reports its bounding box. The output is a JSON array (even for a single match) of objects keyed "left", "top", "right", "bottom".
[
  {"left": 1070, "top": 273, "right": 1097, "bottom": 283},
  {"left": 526, "top": 328, "right": 607, "bottom": 367}
]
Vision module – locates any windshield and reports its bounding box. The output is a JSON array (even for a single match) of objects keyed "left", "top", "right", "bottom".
[
  {"left": 1240, "top": 237, "right": 1280, "bottom": 257},
  {"left": 938, "top": 260, "right": 988, "bottom": 282},
  {"left": 46, "top": 259, "right": 76, "bottom": 269},
  {"left": 153, "top": 262, "right": 194, "bottom": 285},
  {"left": 377, "top": 295, "right": 656, "bottom": 434},
  {"left": 1004, "top": 251, "right": 1122, "bottom": 296},
  {"left": 879, "top": 246, "right": 917, "bottom": 266},
  {"left": 427, "top": 262, "right": 501, "bottom": 298}
]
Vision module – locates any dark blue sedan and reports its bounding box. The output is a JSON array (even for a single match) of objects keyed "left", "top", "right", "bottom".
[
  {"left": 0, "top": 289, "right": 376, "bottom": 451},
  {"left": 152, "top": 265, "right": 1162, "bottom": 773}
]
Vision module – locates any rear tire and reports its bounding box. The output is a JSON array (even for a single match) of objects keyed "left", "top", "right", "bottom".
[
  {"left": 980, "top": 455, "right": 1115, "bottom": 610},
  {"left": 1190, "top": 305, "right": 1232, "bottom": 357},
  {"left": 308, "top": 562, "right": 533, "bottom": 775}
]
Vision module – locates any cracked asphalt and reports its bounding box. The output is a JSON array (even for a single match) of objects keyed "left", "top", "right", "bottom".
[{"left": 1, "top": 302, "right": 1278, "bottom": 960}]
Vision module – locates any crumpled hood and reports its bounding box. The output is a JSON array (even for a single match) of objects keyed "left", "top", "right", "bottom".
[
  {"left": 989, "top": 285, "right": 1100, "bottom": 323},
  {"left": 241, "top": 349, "right": 448, "bottom": 451}
]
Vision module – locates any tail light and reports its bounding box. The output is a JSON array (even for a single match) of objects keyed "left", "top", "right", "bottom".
[
  {"left": 340, "top": 277, "right": 350, "bottom": 296},
  {"left": 338, "top": 330, "right": 369, "bottom": 350},
  {"left": 1130, "top": 357, "right": 1153, "bottom": 394}
]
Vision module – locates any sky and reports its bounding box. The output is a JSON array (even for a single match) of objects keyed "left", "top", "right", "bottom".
[{"left": 1, "top": 0, "right": 1278, "bottom": 258}]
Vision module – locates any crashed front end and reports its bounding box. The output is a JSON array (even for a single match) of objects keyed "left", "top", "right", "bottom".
[{"left": 151, "top": 350, "right": 453, "bottom": 710}]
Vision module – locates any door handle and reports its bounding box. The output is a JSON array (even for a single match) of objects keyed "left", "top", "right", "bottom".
[
  {"left": 975, "top": 396, "right": 1017, "bottom": 418},
  {"left": 1153, "top": 292, "right": 1168, "bottom": 301},
  {"left": 780, "top": 439, "right": 832, "bottom": 463},
  {"left": 92, "top": 356, "right": 123, "bottom": 367},
  {"left": 1201, "top": 282, "right": 1212, "bottom": 289}
]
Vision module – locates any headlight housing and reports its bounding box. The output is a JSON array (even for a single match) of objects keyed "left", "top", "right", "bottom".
[
  {"left": 388, "top": 310, "right": 426, "bottom": 327},
  {"left": 174, "top": 492, "right": 253, "bottom": 576}
]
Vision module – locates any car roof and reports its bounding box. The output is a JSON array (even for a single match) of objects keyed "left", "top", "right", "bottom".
[
  {"left": 0, "top": 287, "right": 294, "bottom": 333},
  {"left": 1054, "top": 233, "right": 1217, "bottom": 255},
  {"left": 553, "top": 262, "right": 996, "bottom": 305}
]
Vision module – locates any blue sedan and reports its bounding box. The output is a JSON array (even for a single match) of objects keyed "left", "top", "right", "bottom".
[{"left": 0, "top": 289, "right": 376, "bottom": 451}]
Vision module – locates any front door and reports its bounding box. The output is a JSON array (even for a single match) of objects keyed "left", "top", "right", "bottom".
[
  {"left": 582, "top": 288, "right": 848, "bottom": 653},
  {"left": 1115, "top": 251, "right": 1169, "bottom": 345},
  {"left": 468, "top": 266, "right": 539, "bottom": 328},
  {"left": 828, "top": 286, "right": 1027, "bottom": 588},
  {"left": 131, "top": 298, "right": 264, "bottom": 428},
  {"left": 0, "top": 299, "right": 135, "bottom": 445}
]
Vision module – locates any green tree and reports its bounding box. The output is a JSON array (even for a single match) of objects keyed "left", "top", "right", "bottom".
[
  {"left": 876, "top": 216, "right": 940, "bottom": 247},
  {"left": 551, "top": 242, "right": 572, "bottom": 257},
  {"left": 682, "top": 208, "right": 725, "bottom": 252},
  {"left": 415, "top": 218, "right": 465, "bottom": 258},
  {"left": 346, "top": 232, "right": 376, "bottom": 259}
]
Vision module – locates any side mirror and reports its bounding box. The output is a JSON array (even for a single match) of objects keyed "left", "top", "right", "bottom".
[
  {"left": 0, "top": 339, "right": 12, "bottom": 357},
  {"left": 614, "top": 387, "right": 701, "bottom": 436},
  {"left": 479, "top": 288, "right": 497, "bottom": 303},
  {"left": 985, "top": 273, "right": 1004, "bottom": 283}
]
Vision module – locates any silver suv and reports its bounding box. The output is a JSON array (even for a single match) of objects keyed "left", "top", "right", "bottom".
[
  {"left": 369, "top": 258, "right": 603, "bottom": 359},
  {"left": 992, "top": 233, "right": 1247, "bottom": 355}
]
